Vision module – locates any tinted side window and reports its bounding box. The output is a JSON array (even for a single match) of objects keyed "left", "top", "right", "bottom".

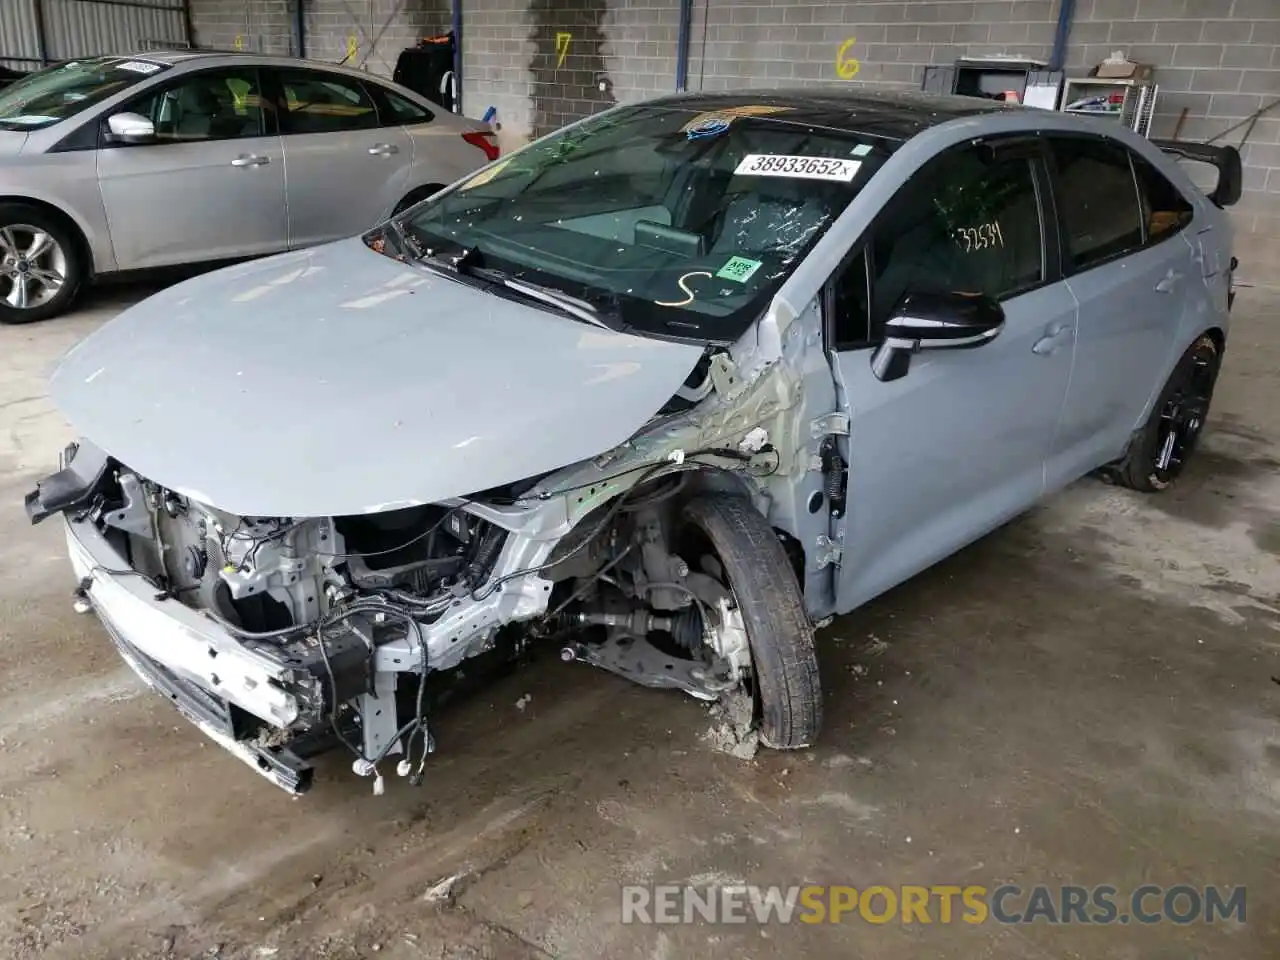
[
  {"left": 867, "top": 145, "right": 1044, "bottom": 338},
  {"left": 1049, "top": 137, "right": 1143, "bottom": 268},
  {"left": 1133, "top": 155, "right": 1194, "bottom": 245},
  {"left": 277, "top": 70, "right": 378, "bottom": 134},
  {"left": 375, "top": 86, "right": 433, "bottom": 124},
  {"left": 127, "top": 68, "right": 267, "bottom": 143},
  {"left": 831, "top": 248, "right": 871, "bottom": 346}
]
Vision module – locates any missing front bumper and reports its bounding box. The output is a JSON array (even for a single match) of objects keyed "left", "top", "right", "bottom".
[
  {"left": 106, "top": 622, "right": 316, "bottom": 794},
  {"left": 61, "top": 514, "right": 337, "bottom": 794}
]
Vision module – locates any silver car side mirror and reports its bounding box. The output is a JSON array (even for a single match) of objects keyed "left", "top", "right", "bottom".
[
  {"left": 870, "top": 291, "right": 1005, "bottom": 383},
  {"left": 107, "top": 112, "right": 156, "bottom": 144}
]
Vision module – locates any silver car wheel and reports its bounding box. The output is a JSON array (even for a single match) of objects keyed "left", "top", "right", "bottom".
[{"left": 0, "top": 224, "right": 68, "bottom": 310}]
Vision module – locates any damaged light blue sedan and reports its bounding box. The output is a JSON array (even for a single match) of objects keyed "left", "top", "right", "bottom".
[{"left": 26, "top": 90, "right": 1240, "bottom": 793}]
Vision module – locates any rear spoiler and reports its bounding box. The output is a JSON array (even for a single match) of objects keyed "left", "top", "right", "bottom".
[{"left": 1151, "top": 139, "right": 1243, "bottom": 208}]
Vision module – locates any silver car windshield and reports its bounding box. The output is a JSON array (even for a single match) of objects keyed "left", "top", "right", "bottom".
[
  {"left": 0, "top": 56, "right": 170, "bottom": 131},
  {"left": 398, "top": 102, "right": 887, "bottom": 343}
]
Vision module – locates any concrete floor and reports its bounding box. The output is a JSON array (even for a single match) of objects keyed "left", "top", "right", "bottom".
[{"left": 1, "top": 282, "right": 1278, "bottom": 960}]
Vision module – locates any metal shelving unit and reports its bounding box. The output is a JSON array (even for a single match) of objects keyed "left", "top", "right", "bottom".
[{"left": 1060, "top": 76, "right": 1159, "bottom": 137}]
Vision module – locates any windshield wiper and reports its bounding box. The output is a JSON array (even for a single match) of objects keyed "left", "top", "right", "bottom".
[
  {"left": 385, "top": 218, "right": 422, "bottom": 259},
  {"left": 497, "top": 276, "right": 615, "bottom": 330},
  {"left": 406, "top": 239, "right": 617, "bottom": 330},
  {"left": 405, "top": 241, "right": 487, "bottom": 285}
]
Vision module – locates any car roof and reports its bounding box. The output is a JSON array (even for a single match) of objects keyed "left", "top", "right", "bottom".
[
  {"left": 101, "top": 49, "right": 399, "bottom": 85},
  {"left": 104, "top": 49, "right": 207, "bottom": 65},
  {"left": 642, "top": 88, "right": 1011, "bottom": 145}
]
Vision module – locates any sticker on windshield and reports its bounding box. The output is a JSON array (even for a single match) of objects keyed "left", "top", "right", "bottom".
[
  {"left": 734, "top": 154, "right": 861, "bottom": 182},
  {"left": 716, "top": 256, "right": 763, "bottom": 284},
  {"left": 851, "top": 143, "right": 873, "bottom": 157},
  {"left": 116, "top": 60, "right": 162, "bottom": 75}
]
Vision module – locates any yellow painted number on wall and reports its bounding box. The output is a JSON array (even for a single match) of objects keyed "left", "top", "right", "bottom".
[
  {"left": 555, "top": 32, "right": 572, "bottom": 69},
  {"left": 836, "top": 37, "right": 860, "bottom": 80},
  {"left": 233, "top": 34, "right": 244, "bottom": 51},
  {"left": 346, "top": 35, "right": 358, "bottom": 60}
]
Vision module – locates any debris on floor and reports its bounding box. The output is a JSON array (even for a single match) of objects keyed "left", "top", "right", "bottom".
[
  {"left": 702, "top": 692, "right": 759, "bottom": 759},
  {"left": 422, "top": 873, "right": 463, "bottom": 904},
  {"left": 514, "top": 693, "right": 532, "bottom": 712},
  {"left": 864, "top": 633, "right": 889, "bottom": 656}
]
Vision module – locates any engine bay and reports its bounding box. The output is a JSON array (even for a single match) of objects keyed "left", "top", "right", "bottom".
[{"left": 32, "top": 440, "right": 770, "bottom": 794}]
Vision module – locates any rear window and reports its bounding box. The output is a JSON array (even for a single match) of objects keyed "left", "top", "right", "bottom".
[
  {"left": 1049, "top": 137, "right": 1144, "bottom": 269},
  {"left": 277, "top": 70, "right": 378, "bottom": 134},
  {"left": 0, "top": 56, "right": 170, "bottom": 131},
  {"left": 400, "top": 103, "right": 888, "bottom": 343},
  {"left": 1133, "top": 154, "right": 1194, "bottom": 244}
]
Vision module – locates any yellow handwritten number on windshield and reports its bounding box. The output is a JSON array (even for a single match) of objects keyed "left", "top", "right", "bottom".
[{"left": 655, "top": 271, "right": 713, "bottom": 308}]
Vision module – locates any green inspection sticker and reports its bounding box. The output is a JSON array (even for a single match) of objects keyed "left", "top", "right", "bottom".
[{"left": 716, "top": 256, "right": 763, "bottom": 283}]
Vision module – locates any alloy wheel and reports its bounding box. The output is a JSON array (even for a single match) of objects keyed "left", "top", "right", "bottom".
[
  {"left": 1150, "top": 349, "right": 1216, "bottom": 485},
  {"left": 0, "top": 223, "right": 68, "bottom": 310}
]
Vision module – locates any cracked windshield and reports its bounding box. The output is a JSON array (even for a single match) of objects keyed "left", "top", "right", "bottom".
[{"left": 399, "top": 102, "right": 885, "bottom": 342}]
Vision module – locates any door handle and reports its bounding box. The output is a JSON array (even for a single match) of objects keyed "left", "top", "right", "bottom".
[
  {"left": 231, "top": 154, "right": 270, "bottom": 167},
  {"left": 368, "top": 143, "right": 400, "bottom": 157},
  {"left": 1032, "top": 322, "right": 1073, "bottom": 356},
  {"left": 1155, "top": 269, "right": 1183, "bottom": 293}
]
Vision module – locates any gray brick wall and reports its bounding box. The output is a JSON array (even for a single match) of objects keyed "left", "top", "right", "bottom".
[
  {"left": 1068, "top": 1, "right": 1280, "bottom": 252},
  {"left": 188, "top": 0, "right": 293, "bottom": 54},
  {"left": 186, "top": 0, "right": 1280, "bottom": 259},
  {"left": 687, "top": 0, "right": 1060, "bottom": 90},
  {"left": 189, "top": 0, "right": 448, "bottom": 72},
  {"left": 460, "top": 0, "right": 535, "bottom": 139},
  {"left": 459, "top": 0, "right": 679, "bottom": 141}
]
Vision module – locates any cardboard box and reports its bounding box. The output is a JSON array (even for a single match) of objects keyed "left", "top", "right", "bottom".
[{"left": 1093, "top": 59, "right": 1154, "bottom": 81}]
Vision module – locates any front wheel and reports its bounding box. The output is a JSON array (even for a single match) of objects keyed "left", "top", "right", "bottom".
[
  {"left": 1107, "top": 334, "right": 1221, "bottom": 492},
  {"left": 0, "top": 203, "right": 84, "bottom": 324},
  {"left": 681, "top": 495, "right": 822, "bottom": 749},
  {"left": 392, "top": 184, "right": 446, "bottom": 217}
]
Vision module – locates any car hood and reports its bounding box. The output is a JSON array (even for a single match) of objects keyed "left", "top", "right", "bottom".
[{"left": 50, "top": 239, "right": 704, "bottom": 517}]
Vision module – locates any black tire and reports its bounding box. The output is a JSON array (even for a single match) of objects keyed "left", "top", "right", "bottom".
[
  {"left": 0, "top": 202, "right": 84, "bottom": 324},
  {"left": 1108, "top": 333, "right": 1221, "bottom": 492},
  {"left": 682, "top": 494, "right": 822, "bottom": 749},
  {"left": 392, "top": 184, "right": 446, "bottom": 217}
]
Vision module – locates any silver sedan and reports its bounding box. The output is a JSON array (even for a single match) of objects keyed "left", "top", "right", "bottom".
[{"left": 0, "top": 50, "right": 497, "bottom": 322}]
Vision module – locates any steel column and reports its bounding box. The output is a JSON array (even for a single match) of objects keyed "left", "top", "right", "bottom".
[
  {"left": 675, "top": 0, "right": 692, "bottom": 91},
  {"left": 1049, "top": 0, "right": 1075, "bottom": 72}
]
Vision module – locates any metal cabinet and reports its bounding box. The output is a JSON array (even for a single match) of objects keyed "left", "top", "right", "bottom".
[{"left": 1060, "top": 76, "right": 1159, "bottom": 138}]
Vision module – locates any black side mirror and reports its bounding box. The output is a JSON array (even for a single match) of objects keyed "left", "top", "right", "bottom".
[{"left": 870, "top": 291, "right": 1005, "bottom": 382}]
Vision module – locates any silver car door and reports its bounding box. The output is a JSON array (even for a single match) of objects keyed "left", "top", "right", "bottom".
[
  {"left": 370, "top": 83, "right": 498, "bottom": 198},
  {"left": 272, "top": 68, "right": 414, "bottom": 248},
  {"left": 1046, "top": 135, "right": 1200, "bottom": 487},
  {"left": 96, "top": 66, "right": 286, "bottom": 270},
  {"left": 828, "top": 140, "right": 1076, "bottom": 613}
]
